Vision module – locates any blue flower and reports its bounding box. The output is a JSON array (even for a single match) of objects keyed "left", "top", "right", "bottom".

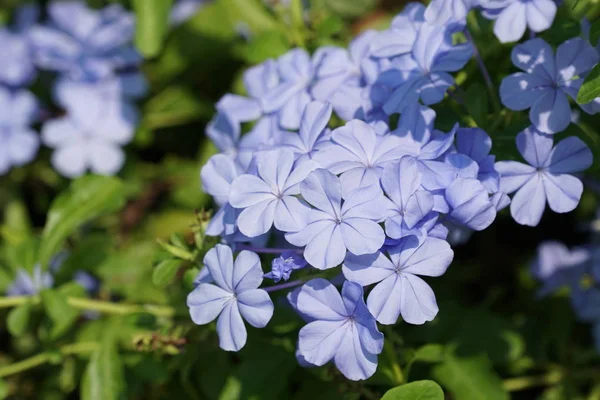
[
  {"left": 0, "top": 5, "right": 38, "bottom": 87},
  {"left": 261, "top": 49, "right": 315, "bottom": 130},
  {"left": 6, "top": 265, "right": 53, "bottom": 296},
  {"left": 311, "top": 30, "right": 377, "bottom": 121},
  {"left": 531, "top": 240, "right": 591, "bottom": 296},
  {"left": 30, "top": 1, "right": 140, "bottom": 81},
  {"left": 455, "top": 128, "right": 500, "bottom": 193},
  {"left": 370, "top": 3, "right": 426, "bottom": 59},
  {"left": 170, "top": 0, "right": 207, "bottom": 26},
  {"left": 285, "top": 169, "right": 391, "bottom": 270},
  {"left": 264, "top": 251, "right": 307, "bottom": 282},
  {"left": 313, "top": 120, "right": 419, "bottom": 197},
  {"left": 0, "top": 88, "right": 39, "bottom": 175},
  {"left": 380, "top": 156, "right": 435, "bottom": 239},
  {"left": 500, "top": 38, "right": 599, "bottom": 134},
  {"left": 280, "top": 101, "right": 332, "bottom": 161},
  {"left": 229, "top": 148, "right": 320, "bottom": 237},
  {"left": 496, "top": 127, "right": 593, "bottom": 226},
  {"left": 187, "top": 245, "right": 274, "bottom": 351},
  {"left": 394, "top": 103, "right": 437, "bottom": 144},
  {"left": 444, "top": 177, "right": 497, "bottom": 230},
  {"left": 295, "top": 278, "right": 383, "bottom": 381},
  {"left": 378, "top": 22, "right": 472, "bottom": 114},
  {"left": 425, "top": 0, "right": 475, "bottom": 25},
  {"left": 480, "top": 0, "right": 557, "bottom": 43},
  {"left": 343, "top": 236, "right": 453, "bottom": 325},
  {"left": 200, "top": 154, "right": 241, "bottom": 237}
]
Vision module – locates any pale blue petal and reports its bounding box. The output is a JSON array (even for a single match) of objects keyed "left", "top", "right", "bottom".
[
  {"left": 203, "top": 244, "right": 234, "bottom": 292},
  {"left": 233, "top": 250, "right": 263, "bottom": 293},
  {"left": 297, "top": 278, "right": 347, "bottom": 320},
  {"left": 342, "top": 251, "right": 394, "bottom": 286},
  {"left": 399, "top": 273, "right": 439, "bottom": 324},
  {"left": 542, "top": 173, "right": 583, "bottom": 213},
  {"left": 546, "top": 136, "right": 593, "bottom": 173},
  {"left": 510, "top": 174, "right": 546, "bottom": 226},
  {"left": 298, "top": 320, "right": 346, "bottom": 365},
  {"left": 341, "top": 218, "right": 386, "bottom": 256},
  {"left": 235, "top": 198, "right": 277, "bottom": 237},
  {"left": 187, "top": 283, "right": 232, "bottom": 324},
  {"left": 446, "top": 178, "right": 497, "bottom": 231},
  {"left": 217, "top": 301, "right": 247, "bottom": 351},
  {"left": 237, "top": 289, "right": 274, "bottom": 328}
]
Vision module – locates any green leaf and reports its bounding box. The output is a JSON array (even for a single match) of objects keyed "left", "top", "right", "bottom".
[
  {"left": 219, "top": 0, "right": 277, "bottom": 34},
  {"left": 413, "top": 344, "right": 446, "bottom": 363},
  {"left": 324, "top": 0, "right": 376, "bottom": 17},
  {"left": 577, "top": 63, "right": 600, "bottom": 104},
  {"left": 132, "top": 0, "right": 174, "bottom": 58},
  {"left": 81, "top": 332, "right": 125, "bottom": 400},
  {"left": 381, "top": 380, "right": 444, "bottom": 400},
  {"left": 0, "top": 378, "right": 7, "bottom": 399},
  {"left": 40, "top": 289, "right": 78, "bottom": 339},
  {"left": 143, "top": 86, "right": 213, "bottom": 129},
  {"left": 235, "top": 31, "right": 290, "bottom": 64},
  {"left": 39, "top": 175, "right": 126, "bottom": 269},
  {"left": 152, "top": 259, "right": 182, "bottom": 288},
  {"left": 433, "top": 353, "right": 508, "bottom": 400},
  {"left": 7, "top": 303, "right": 31, "bottom": 336}
]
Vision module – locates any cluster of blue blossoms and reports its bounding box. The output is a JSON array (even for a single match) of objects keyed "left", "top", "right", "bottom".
[
  {"left": 189, "top": 1, "right": 599, "bottom": 381},
  {"left": 0, "top": 1, "right": 147, "bottom": 178}
]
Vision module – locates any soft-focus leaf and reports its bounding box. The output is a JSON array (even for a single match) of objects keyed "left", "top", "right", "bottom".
[
  {"left": 133, "top": 0, "right": 174, "bottom": 58},
  {"left": 324, "top": 0, "right": 376, "bottom": 17},
  {"left": 433, "top": 353, "right": 508, "bottom": 400},
  {"left": 465, "top": 83, "right": 489, "bottom": 128},
  {"left": 39, "top": 175, "right": 126, "bottom": 269},
  {"left": 81, "top": 330, "right": 125, "bottom": 400},
  {"left": 220, "top": 0, "right": 277, "bottom": 33},
  {"left": 7, "top": 303, "right": 31, "bottom": 336},
  {"left": 577, "top": 63, "right": 600, "bottom": 104},
  {"left": 414, "top": 344, "right": 446, "bottom": 363},
  {"left": 40, "top": 289, "right": 78, "bottom": 339},
  {"left": 152, "top": 259, "right": 182, "bottom": 288},
  {"left": 381, "top": 380, "right": 444, "bottom": 400}
]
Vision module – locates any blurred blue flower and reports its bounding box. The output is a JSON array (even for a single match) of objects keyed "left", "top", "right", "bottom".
[
  {"left": 170, "top": 0, "right": 207, "bottom": 25},
  {"left": 229, "top": 148, "right": 319, "bottom": 237},
  {"left": 500, "top": 38, "right": 599, "bottom": 134},
  {"left": 0, "top": 5, "right": 39, "bottom": 87},
  {"left": 296, "top": 278, "right": 383, "bottom": 380},
  {"left": 285, "top": 169, "right": 390, "bottom": 270},
  {"left": 187, "top": 245, "right": 274, "bottom": 351},
  {"left": 496, "top": 127, "right": 593, "bottom": 226},
  {"left": 6, "top": 265, "right": 53, "bottom": 296},
  {"left": 264, "top": 251, "right": 307, "bottom": 282},
  {"left": 343, "top": 236, "right": 453, "bottom": 325},
  {"left": 313, "top": 120, "right": 419, "bottom": 197},
  {"left": 30, "top": 1, "right": 140, "bottom": 81},
  {"left": 480, "top": 0, "right": 557, "bottom": 43},
  {"left": 0, "top": 88, "right": 39, "bottom": 175}
]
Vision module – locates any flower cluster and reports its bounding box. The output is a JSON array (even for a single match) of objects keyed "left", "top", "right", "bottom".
[
  {"left": 0, "top": 1, "right": 146, "bottom": 178},
  {"left": 188, "top": 1, "right": 597, "bottom": 380},
  {"left": 531, "top": 235, "right": 600, "bottom": 351}
]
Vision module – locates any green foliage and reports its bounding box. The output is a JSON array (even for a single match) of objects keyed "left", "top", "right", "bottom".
[
  {"left": 381, "top": 380, "right": 444, "bottom": 400},
  {"left": 40, "top": 289, "right": 78, "bottom": 340},
  {"left": 133, "top": 0, "right": 174, "bottom": 58},
  {"left": 433, "top": 353, "right": 508, "bottom": 400},
  {"left": 7, "top": 303, "right": 31, "bottom": 336},
  {"left": 39, "top": 175, "right": 126, "bottom": 269},
  {"left": 152, "top": 259, "right": 183, "bottom": 288},
  {"left": 577, "top": 63, "right": 600, "bottom": 104},
  {"left": 81, "top": 329, "right": 125, "bottom": 400}
]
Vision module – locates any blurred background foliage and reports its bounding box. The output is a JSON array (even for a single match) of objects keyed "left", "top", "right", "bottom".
[{"left": 0, "top": 0, "right": 600, "bottom": 399}]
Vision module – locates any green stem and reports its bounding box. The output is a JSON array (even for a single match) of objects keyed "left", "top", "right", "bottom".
[
  {"left": 0, "top": 296, "right": 175, "bottom": 318},
  {"left": 503, "top": 370, "right": 562, "bottom": 392},
  {"left": 0, "top": 342, "right": 98, "bottom": 378}
]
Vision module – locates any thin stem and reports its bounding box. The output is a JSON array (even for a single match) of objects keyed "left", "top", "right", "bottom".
[
  {"left": 463, "top": 28, "right": 502, "bottom": 114},
  {"left": 0, "top": 296, "right": 175, "bottom": 318},
  {"left": 503, "top": 370, "right": 563, "bottom": 392},
  {"left": 0, "top": 342, "right": 98, "bottom": 378},
  {"left": 264, "top": 279, "right": 304, "bottom": 292}
]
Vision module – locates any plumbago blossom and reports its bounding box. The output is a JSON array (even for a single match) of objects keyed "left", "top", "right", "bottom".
[
  {"left": 531, "top": 239, "right": 600, "bottom": 351},
  {"left": 188, "top": 1, "right": 594, "bottom": 381}
]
